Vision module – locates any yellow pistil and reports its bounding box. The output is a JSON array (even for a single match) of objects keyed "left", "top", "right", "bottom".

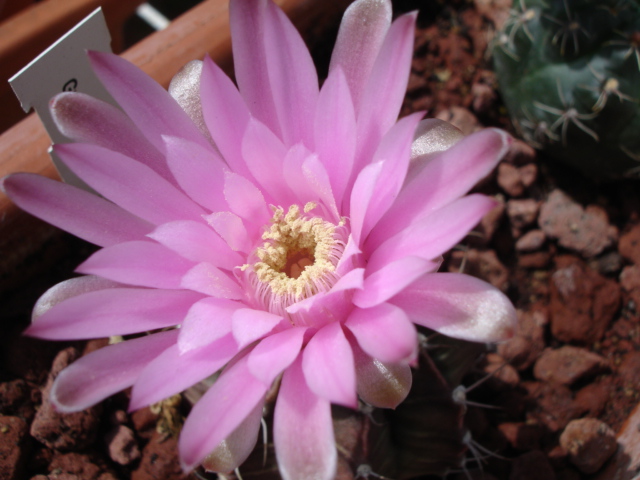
[{"left": 245, "top": 203, "right": 346, "bottom": 320}]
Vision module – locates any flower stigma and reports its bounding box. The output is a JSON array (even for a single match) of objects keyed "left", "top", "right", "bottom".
[{"left": 244, "top": 202, "right": 347, "bottom": 322}]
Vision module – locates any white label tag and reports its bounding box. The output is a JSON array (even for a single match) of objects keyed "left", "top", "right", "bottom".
[{"left": 9, "top": 8, "right": 116, "bottom": 186}]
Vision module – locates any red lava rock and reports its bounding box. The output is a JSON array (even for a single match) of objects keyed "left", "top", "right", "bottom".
[
  {"left": 498, "top": 308, "right": 547, "bottom": 371},
  {"left": 524, "top": 382, "right": 580, "bottom": 432},
  {"left": 131, "top": 407, "right": 159, "bottom": 441},
  {"left": 619, "top": 224, "right": 640, "bottom": 265},
  {"left": 106, "top": 424, "right": 140, "bottom": 466},
  {"left": 435, "top": 106, "right": 482, "bottom": 135},
  {"left": 559, "top": 418, "right": 617, "bottom": 474},
  {"left": 509, "top": 450, "right": 557, "bottom": 480},
  {"left": 448, "top": 249, "right": 509, "bottom": 291},
  {"left": 515, "top": 229, "right": 546, "bottom": 252},
  {"left": 131, "top": 431, "right": 186, "bottom": 480},
  {"left": 507, "top": 199, "right": 540, "bottom": 232},
  {"left": 518, "top": 252, "right": 551, "bottom": 269},
  {"left": 483, "top": 353, "right": 520, "bottom": 389},
  {"left": 30, "top": 348, "right": 102, "bottom": 451},
  {"left": 573, "top": 381, "right": 611, "bottom": 417},
  {"left": 618, "top": 351, "right": 640, "bottom": 386},
  {"left": 538, "top": 190, "right": 618, "bottom": 258},
  {"left": 549, "top": 256, "right": 621, "bottom": 344},
  {"left": 48, "top": 452, "right": 117, "bottom": 480},
  {"left": 620, "top": 265, "right": 640, "bottom": 309},
  {"left": 498, "top": 422, "right": 542, "bottom": 450},
  {"left": 518, "top": 164, "right": 538, "bottom": 188},
  {"left": 497, "top": 163, "right": 525, "bottom": 197},
  {"left": 0, "top": 379, "right": 34, "bottom": 420},
  {"left": 533, "top": 346, "right": 609, "bottom": 386},
  {"left": 0, "top": 415, "right": 30, "bottom": 480}
]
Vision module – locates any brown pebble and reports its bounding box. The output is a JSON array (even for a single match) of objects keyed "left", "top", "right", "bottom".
[
  {"left": 533, "top": 346, "right": 609, "bottom": 386},
  {"left": 509, "top": 450, "right": 557, "bottom": 480},
  {"left": 515, "top": 229, "right": 546, "bottom": 252},
  {"left": 0, "top": 415, "right": 30, "bottom": 480},
  {"left": 502, "top": 138, "right": 537, "bottom": 166},
  {"left": 49, "top": 452, "right": 117, "bottom": 480},
  {"left": 435, "top": 106, "right": 482, "bottom": 135},
  {"left": 131, "top": 430, "right": 184, "bottom": 480},
  {"left": 618, "top": 351, "right": 640, "bottom": 385},
  {"left": 471, "top": 83, "right": 496, "bottom": 114},
  {"left": 619, "top": 224, "right": 640, "bottom": 265},
  {"left": 573, "top": 381, "right": 611, "bottom": 417},
  {"left": 498, "top": 422, "right": 542, "bottom": 450},
  {"left": 524, "top": 381, "right": 580, "bottom": 432},
  {"left": 474, "top": 199, "right": 505, "bottom": 245},
  {"left": 560, "top": 418, "right": 617, "bottom": 474},
  {"left": 498, "top": 308, "right": 547, "bottom": 370},
  {"left": 106, "top": 424, "right": 140, "bottom": 466},
  {"left": 483, "top": 353, "right": 520, "bottom": 389},
  {"left": 518, "top": 252, "right": 551, "bottom": 269},
  {"left": 497, "top": 163, "right": 525, "bottom": 197},
  {"left": 507, "top": 199, "right": 540, "bottom": 231},
  {"left": 539, "top": 190, "right": 618, "bottom": 258},
  {"left": 130, "top": 407, "right": 159, "bottom": 441},
  {"left": 448, "top": 249, "right": 509, "bottom": 292},
  {"left": 620, "top": 265, "right": 640, "bottom": 308}
]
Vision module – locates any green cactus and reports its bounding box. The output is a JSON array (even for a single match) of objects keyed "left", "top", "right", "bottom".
[{"left": 492, "top": 0, "right": 640, "bottom": 179}]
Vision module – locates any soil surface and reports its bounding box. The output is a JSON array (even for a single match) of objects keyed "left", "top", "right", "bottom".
[{"left": 2, "top": 1, "right": 640, "bottom": 480}]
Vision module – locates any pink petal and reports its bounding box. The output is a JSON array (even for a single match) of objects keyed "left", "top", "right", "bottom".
[
  {"left": 205, "top": 211, "right": 252, "bottom": 253},
  {"left": 179, "top": 353, "right": 268, "bottom": 471},
  {"left": 181, "top": 263, "right": 244, "bottom": 299},
  {"left": 349, "top": 161, "right": 383, "bottom": 245},
  {"left": 313, "top": 67, "right": 356, "bottom": 210},
  {"left": 241, "top": 118, "right": 293, "bottom": 205},
  {"left": 223, "top": 171, "right": 269, "bottom": 225},
  {"left": 302, "top": 155, "right": 338, "bottom": 220},
  {"left": 390, "top": 272, "right": 517, "bottom": 342},
  {"left": 354, "top": 12, "right": 416, "bottom": 173},
  {"left": 51, "top": 330, "right": 179, "bottom": 413},
  {"left": 350, "top": 337, "right": 412, "bottom": 409},
  {"left": 360, "top": 112, "right": 423, "bottom": 238},
  {"left": 148, "top": 220, "right": 243, "bottom": 270},
  {"left": 353, "top": 256, "right": 438, "bottom": 308},
  {"left": 232, "top": 308, "right": 283, "bottom": 349},
  {"left": 370, "top": 128, "right": 511, "bottom": 250},
  {"left": 178, "top": 298, "right": 242, "bottom": 354},
  {"left": 345, "top": 303, "right": 417, "bottom": 364},
  {"left": 366, "top": 194, "right": 497, "bottom": 273},
  {"left": 202, "top": 400, "right": 263, "bottom": 473},
  {"left": 274, "top": 355, "right": 336, "bottom": 480},
  {"left": 164, "top": 136, "right": 228, "bottom": 212},
  {"left": 302, "top": 322, "right": 356, "bottom": 408},
  {"left": 1, "top": 173, "right": 152, "bottom": 247},
  {"left": 129, "top": 334, "right": 238, "bottom": 411},
  {"left": 261, "top": 0, "right": 318, "bottom": 146},
  {"left": 32, "top": 276, "right": 122, "bottom": 321},
  {"left": 281, "top": 143, "right": 315, "bottom": 205},
  {"left": 247, "top": 327, "right": 306, "bottom": 384},
  {"left": 50, "top": 92, "right": 172, "bottom": 182},
  {"left": 77, "top": 241, "right": 194, "bottom": 289},
  {"left": 200, "top": 56, "right": 252, "bottom": 178},
  {"left": 26, "top": 288, "right": 202, "bottom": 340},
  {"left": 54, "top": 143, "right": 205, "bottom": 225},
  {"left": 329, "top": 0, "right": 392, "bottom": 111},
  {"left": 88, "top": 51, "right": 211, "bottom": 153}
]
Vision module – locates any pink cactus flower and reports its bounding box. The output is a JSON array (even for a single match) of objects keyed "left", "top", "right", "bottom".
[{"left": 2, "top": 0, "right": 517, "bottom": 478}]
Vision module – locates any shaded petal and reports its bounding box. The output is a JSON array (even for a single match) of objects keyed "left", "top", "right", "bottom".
[
  {"left": 223, "top": 171, "right": 269, "bottom": 225},
  {"left": 202, "top": 400, "right": 263, "bottom": 473},
  {"left": 390, "top": 272, "right": 517, "bottom": 342},
  {"left": 367, "top": 194, "right": 497, "bottom": 273},
  {"left": 407, "top": 118, "right": 464, "bottom": 178},
  {"left": 88, "top": 51, "right": 211, "bottom": 153},
  {"left": 50, "top": 92, "right": 172, "bottom": 181},
  {"left": 51, "top": 330, "right": 179, "bottom": 413},
  {"left": 232, "top": 309, "right": 283, "bottom": 349},
  {"left": 274, "top": 356, "right": 336, "bottom": 480},
  {"left": 54, "top": 143, "right": 205, "bottom": 225},
  {"left": 205, "top": 212, "right": 252, "bottom": 253},
  {"left": 314, "top": 67, "right": 356, "bottom": 210},
  {"left": 26, "top": 289, "right": 202, "bottom": 340},
  {"left": 302, "top": 322, "right": 356, "bottom": 408},
  {"left": 350, "top": 337, "right": 412, "bottom": 409},
  {"left": 354, "top": 12, "right": 416, "bottom": 174},
  {"left": 247, "top": 327, "right": 306, "bottom": 384},
  {"left": 32, "top": 276, "right": 122, "bottom": 321},
  {"left": 200, "top": 56, "right": 252, "bottom": 178},
  {"left": 329, "top": 0, "right": 392, "bottom": 111},
  {"left": 169, "top": 60, "right": 212, "bottom": 142},
  {"left": 148, "top": 220, "right": 243, "bottom": 270},
  {"left": 353, "top": 256, "right": 438, "bottom": 308},
  {"left": 179, "top": 353, "right": 268, "bottom": 471},
  {"left": 349, "top": 161, "right": 383, "bottom": 245},
  {"left": 164, "top": 136, "right": 228, "bottom": 212},
  {"left": 181, "top": 263, "right": 244, "bottom": 299},
  {"left": 129, "top": 334, "right": 238, "bottom": 411},
  {"left": 345, "top": 303, "right": 417, "bottom": 364},
  {"left": 371, "top": 128, "right": 510, "bottom": 250},
  {"left": 2, "top": 173, "right": 152, "bottom": 247},
  {"left": 178, "top": 298, "right": 243, "bottom": 354},
  {"left": 77, "top": 241, "right": 194, "bottom": 289}
]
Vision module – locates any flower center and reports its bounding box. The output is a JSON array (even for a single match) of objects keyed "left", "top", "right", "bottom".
[{"left": 244, "top": 203, "right": 347, "bottom": 321}]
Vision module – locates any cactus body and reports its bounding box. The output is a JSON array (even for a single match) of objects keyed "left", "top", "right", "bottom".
[{"left": 493, "top": 0, "right": 640, "bottom": 179}]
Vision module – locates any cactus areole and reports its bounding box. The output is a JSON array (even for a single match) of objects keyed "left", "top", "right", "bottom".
[{"left": 493, "top": 0, "right": 640, "bottom": 179}]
